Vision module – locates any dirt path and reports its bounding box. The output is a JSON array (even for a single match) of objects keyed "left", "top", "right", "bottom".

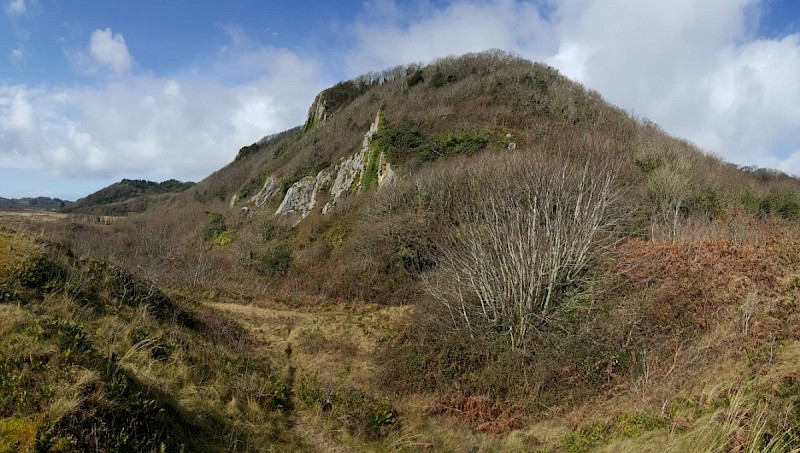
[
  {"left": 206, "top": 300, "right": 410, "bottom": 384},
  {"left": 206, "top": 299, "right": 412, "bottom": 451}
]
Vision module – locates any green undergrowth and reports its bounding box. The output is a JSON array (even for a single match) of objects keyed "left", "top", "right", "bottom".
[
  {"left": 559, "top": 412, "right": 670, "bottom": 452},
  {"left": 296, "top": 373, "right": 399, "bottom": 441},
  {"left": 555, "top": 385, "right": 800, "bottom": 453},
  {"left": 0, "top": 240, "right": 307, "bottom": 452}
]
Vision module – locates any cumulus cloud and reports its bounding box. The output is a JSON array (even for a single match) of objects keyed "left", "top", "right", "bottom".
[
  {"left": 343, "top": 0, "right": 800, "bottom": 176},
  {"left": 0, "top": 45, "right": 327, "bottom": 182},
  {"left": 345, "top": 0, "right": 555, "bottom": 75},
  {"left": 88, "top": 28, "right": 133, "bottom": 73}
]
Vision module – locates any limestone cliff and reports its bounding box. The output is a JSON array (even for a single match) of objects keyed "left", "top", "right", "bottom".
[
  {"left": 302, "top": 92, "right": 328, "bottom": 132},
  {"left": 233, "top": 109, "right": 395, "bottom": 223},
  {"left": 249, "top": 176, "right": 281, "bottom": 207},
  {"left": 274, "top": 170, "right": 331, "bottom": 221}
]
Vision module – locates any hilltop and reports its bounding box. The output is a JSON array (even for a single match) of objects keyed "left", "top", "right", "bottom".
[
  {"left": 0, "top": 196, "right": 71, "bottom": 211},
  {"left": 60, "top": 178, "right": 194, "bottom": 216},
  {"left": 3, "top": 51, "right": 800, "bottom": 451}
]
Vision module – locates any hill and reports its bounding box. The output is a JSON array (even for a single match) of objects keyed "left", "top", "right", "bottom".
[
  {"left": 5, "top": 50, "right": 800, "bottom": 451},
  {"left": 0, "top": 196, "right": 71, "bottom": 211},
  {"left": 61, "top": 178, "right": 194, "bottom": 216}
]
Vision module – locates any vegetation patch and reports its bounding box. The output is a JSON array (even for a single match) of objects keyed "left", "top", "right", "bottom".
[
  {"left": 431, "top": 393, "right": 522, "bottom": 434},
  {"left": 296, "top": 374, "right": 398, "bottom": 440},
  {"left": 0, "top": 238, "right": 307, "bottom": 451}
]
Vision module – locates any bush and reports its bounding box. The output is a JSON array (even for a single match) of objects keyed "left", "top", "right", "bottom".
[
  {"left": 757, "top": 189, "right": 800, "bottom": 220},
  {"left": 235, "top": 142, "right": 261, "bottom": 161},
  {"left": 425, "top": 153, "right": 621, "bottom": 350},
  {"left": 430, "top": 69, "right": 446, "bottom": 88},
  {"left": 683, "top": 187, "right": 723, "bottom": 220},
  {"left": 381, "top": 289, "right": 632, "bottom": 405},
  {"left": 296, "top": 375, "right": 398, "bottom": 440},
  {"left": 407, "top": 69, "right": 424, "bottom": 87},
  {"left": 257, "top": 246, "right": 292, "bottom": 276},
  {"left": 204, "top": 212, "right": 227, "bottom": 240}
]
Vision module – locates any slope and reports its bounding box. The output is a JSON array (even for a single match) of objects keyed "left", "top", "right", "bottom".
[
  {"left": 0, "top": 197, "right": 71, "bottom": 212},
  {"left": 61, "top": 178, "right": 194, "bottom": 216},
  {"left": 0, "top": 231, "right": 307, "bottom": 451},
  {"left": 17, "top": 50, "right": 800, "bottom": 451}
]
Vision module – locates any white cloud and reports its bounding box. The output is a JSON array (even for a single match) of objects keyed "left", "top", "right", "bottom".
[
  {"left": 88, "top": 28, "right": 133, "bottom": 73},
  {"left": 4, "top": 0, "right": 25, "bottom": 17},
  {"left": 0, "top": 45, "right": 327, "bottom": 182},
  {"left": 342, "top": 0, "right": 800, "bottom": 176},
  {"left": 345, "top": 0, "right": 555, "bottom": 75},
  {"left": 0, "top": 86, "right": 35, "bottom": 131},
  {"left": 4, "top": 0, "right": 800, "bottom": 193}
]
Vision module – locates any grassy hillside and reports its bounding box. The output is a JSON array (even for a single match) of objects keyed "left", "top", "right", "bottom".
[
  {"left": 0, "top": 231, "right": 307, "bottom": 451},
  {"left": 5, "top": 50, "right": 800, "bottom": 451},
  {"left": 61, "top": 179, "right": 194, "bottom": 216}
]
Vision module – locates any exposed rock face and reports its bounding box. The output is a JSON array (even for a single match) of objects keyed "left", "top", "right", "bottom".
[
  {"left": 265, "top": 110, "right": 396, "bottom": 221},
  {"left": 275, "top": 176, "right": 316, "bottom": 217},
  {"left": 249, "top": 176, "right": 281, "bottom": 207},
  {"left": 303, "top": 92, "right": 328, "bottom": 131},
  {"left": 275, "top": 170, "right": 332, "bottom": 222},
  {"left": 229, "top": 194, "right": 238, "bottom": 208},
  {"left": 377, "top": 153, "right": 395, "bottom": 187},
  {"left": 323, "top": 150, "right": 366, "bottom": 214}
]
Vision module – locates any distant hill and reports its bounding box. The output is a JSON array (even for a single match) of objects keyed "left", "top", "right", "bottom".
[
  {"left": 0, "top": 196, "right": 71, "bottom": 211},
  {"left": 61, "top": 178, "right": 194, "bottom": 215}
]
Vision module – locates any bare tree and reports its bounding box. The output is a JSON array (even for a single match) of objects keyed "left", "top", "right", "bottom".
[
  {"left": 647, "top": 165, "right": 691, "bottom": 243},
  {"left": 424, "top": 154, "right": 621, "bottom": 350}
]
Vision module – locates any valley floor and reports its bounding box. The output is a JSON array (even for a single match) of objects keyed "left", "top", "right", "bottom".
[{"left": 3, "top": 215, "right": 800, "bottom": 452}]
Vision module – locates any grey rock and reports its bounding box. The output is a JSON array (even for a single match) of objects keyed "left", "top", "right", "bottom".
[
  {"left": 276, "top": 176, "right": 317, "bottom": 217},
  {"left": 250, "top": 176, "right": 281, "bottom": 207},
  {"left": 275, "top": 170, "right": 332, "bottom": 221}
]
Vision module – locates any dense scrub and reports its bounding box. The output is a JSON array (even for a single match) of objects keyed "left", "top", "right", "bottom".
[
  {"left": 0, "top": 235, "right": 306, "bottom": 452},
  {"left": 12, "top": 50, "right": 800, "bottom": 451}
]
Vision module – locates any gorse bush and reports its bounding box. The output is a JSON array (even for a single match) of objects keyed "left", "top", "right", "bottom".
[{"left": 757, "top": 188, "right": 800, "bottom": 220}]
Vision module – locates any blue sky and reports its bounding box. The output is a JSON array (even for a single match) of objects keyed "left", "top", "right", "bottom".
[{"left": 1, "top": 0, "right": 800, "bottom": 200}]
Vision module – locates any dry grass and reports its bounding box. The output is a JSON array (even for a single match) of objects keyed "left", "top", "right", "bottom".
[
  {"left": 7, "top": 52, "right": 800, "bottom": 451},
  {"left": 206, "top": 296, "right": 411, "bottom": 392},
  {"left": 0, "top": 232, "right": 36, "bottom": 273}
]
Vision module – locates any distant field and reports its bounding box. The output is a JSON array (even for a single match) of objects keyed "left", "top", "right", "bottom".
[
  {"left": 0, "top": 210, "right": 122, "bottom": 224},
  {"left": 0, "top": 210, "right": 70, "bottom": 222}
]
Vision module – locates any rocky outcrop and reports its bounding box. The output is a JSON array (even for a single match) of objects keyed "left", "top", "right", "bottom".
[
  {"left": 319, "top": 114, "right": 381, "bottom": 214},
  {"left": 238, "top": 110, "right": 396, "bottom": 222},
  {"left": 303, "top": 92, "right": 328, "bottom": 131},
  {"left": 322, "top": 150, "right": 366, "bottom": 214},
  {"left": 377, "top": 153, "right": 395, "bottom": 187},
  {"left": 275, "top": 170, "right": 331, "bottom": 221},
  {"left": 249, "top": 176, "right": 281, "bottom": 207}
]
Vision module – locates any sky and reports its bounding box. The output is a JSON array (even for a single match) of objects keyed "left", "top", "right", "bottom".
[{"left": 1, "top": 0, "right": 800, "bottom": 200}]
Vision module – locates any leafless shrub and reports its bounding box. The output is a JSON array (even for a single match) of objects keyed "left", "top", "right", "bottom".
[{"left": 424, "top": 152, "right": 622, "bottom": 350}]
